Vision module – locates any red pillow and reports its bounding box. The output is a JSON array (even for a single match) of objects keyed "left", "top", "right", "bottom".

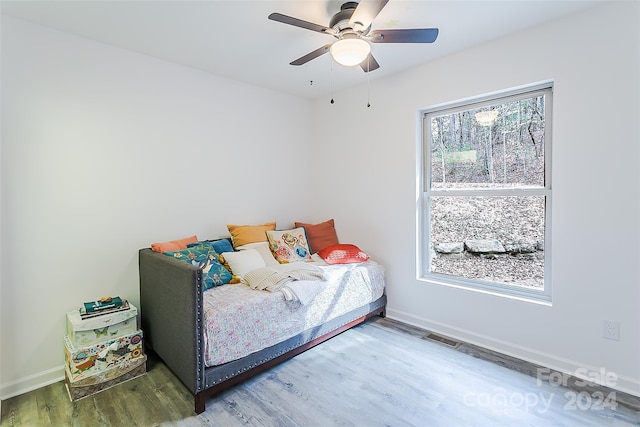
[
  {"left": 151, "top": 235, "right": 198, "bottom": 253},
  {"left": 318, "top": 244, "right": 369, "bottom": 264},
  {"left": 294, "top": 219, "right": 339, "bottom": 253}
]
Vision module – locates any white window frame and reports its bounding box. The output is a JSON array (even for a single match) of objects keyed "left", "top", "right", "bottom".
[{"left": 417, "top": 82, "right": 553, "bottom": 304}]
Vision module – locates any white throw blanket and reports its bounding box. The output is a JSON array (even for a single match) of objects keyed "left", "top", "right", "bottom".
[
  {"left": 243, "top": 263, "right": 326, "bottom": 304},
  {"left": 280, "top": 280, "right": 326, "bottom": 306}
]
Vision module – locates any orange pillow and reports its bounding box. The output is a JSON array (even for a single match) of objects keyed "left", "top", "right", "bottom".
[
  {"left": 151, "top": 235, "right": 198, "bottom": 253},
  {"left": 318, "top": 244, "right": 369, "bottom": 264},
  {"left": 227, "top": 222, "right": 276, "bottom": 247},
  {"left": 294, "top": 219, "right": 339, "bottom": 253}
]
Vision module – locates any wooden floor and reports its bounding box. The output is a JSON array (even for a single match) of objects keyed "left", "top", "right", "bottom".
[{"left": 2, "top": 318, "right": 639, "bottom": 426}]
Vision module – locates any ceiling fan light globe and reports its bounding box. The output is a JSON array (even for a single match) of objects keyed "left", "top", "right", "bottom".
[
  {"left": 330, "top": 38, "right": 371, "bottom": 66},
  {"left": 475, "top": 110, "right": 499, "bottom": 126}
]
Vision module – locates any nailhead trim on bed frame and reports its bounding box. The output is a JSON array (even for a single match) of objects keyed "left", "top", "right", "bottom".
[{"left": 195, "top": 272, "right": 204, "bottom": 390}]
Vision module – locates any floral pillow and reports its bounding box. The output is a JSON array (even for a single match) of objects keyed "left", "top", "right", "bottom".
[
  {"left": 187, "top": 238, "right": 234, "bottom": 255},
  {"left": 164, "top": 243, "right": 232, "bottom": 289},
  {"left": 266, "top": 227, "right": 313, "bottom": 263}
]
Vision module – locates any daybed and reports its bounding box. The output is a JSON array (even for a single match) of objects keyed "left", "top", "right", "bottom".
[{"left": 139, "top": 238, "right": 386, "bottom": 414}]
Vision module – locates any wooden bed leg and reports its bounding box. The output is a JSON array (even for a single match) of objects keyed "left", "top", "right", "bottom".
[
  {"left": 195, "top": 392, "right": 206, "bottom": 415},
  {"left": 379, "top": 307, "right": 386, "bottom": 318}
]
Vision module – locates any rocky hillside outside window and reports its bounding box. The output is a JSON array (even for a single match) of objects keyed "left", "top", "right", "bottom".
[{"left": 419, "top": 83, "right": 553, "bottom": 303}]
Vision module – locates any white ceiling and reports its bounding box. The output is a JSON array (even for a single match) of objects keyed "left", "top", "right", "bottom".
[{"left": 1, "top": 0, "right": 603, "bottom": 100}]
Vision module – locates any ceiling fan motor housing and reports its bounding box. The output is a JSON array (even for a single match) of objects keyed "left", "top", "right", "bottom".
[{"left": 330, "top": 2, "right": 362, "bottom": 31}]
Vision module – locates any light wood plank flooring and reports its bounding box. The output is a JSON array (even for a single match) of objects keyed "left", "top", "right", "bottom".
[{"left": 2, "top": 318, "right": 639, "bottom": 426}]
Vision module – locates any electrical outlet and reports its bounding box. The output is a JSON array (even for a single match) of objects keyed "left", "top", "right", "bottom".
[{"left": 603, "top": 320, "right": 620, "bottom": 341}]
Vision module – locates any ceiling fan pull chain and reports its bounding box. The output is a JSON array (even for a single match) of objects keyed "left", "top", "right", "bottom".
[
  {"left": 330, "top": 59, "right": 335, "bottom": 104},
  {"left": 367, "top": 56, "right": 371, "bottom": 108}
]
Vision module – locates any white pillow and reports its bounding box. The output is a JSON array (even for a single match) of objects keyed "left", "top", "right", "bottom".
[
  {"left": 235, "top": 242, "right": 280, "bottom": 266},
  {"left": 222, "top": 249, "right": 266, "bottom": 277}
]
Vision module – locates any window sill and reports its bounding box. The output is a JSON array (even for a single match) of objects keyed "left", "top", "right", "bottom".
[{"left": 417, "top": 274, "right": 552, "bottom": 306}]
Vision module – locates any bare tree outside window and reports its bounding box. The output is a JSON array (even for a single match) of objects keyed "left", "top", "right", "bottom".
[{"left": 421, "top": 85, "right": 552, "bottom": 299}]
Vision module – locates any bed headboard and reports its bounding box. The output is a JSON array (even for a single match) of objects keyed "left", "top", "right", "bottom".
[{"left": 138, "top": 248, "right": 205, "bottom": 393}]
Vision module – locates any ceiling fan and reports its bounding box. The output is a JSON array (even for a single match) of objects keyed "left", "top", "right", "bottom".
[{"left": 268, "top": 0, "right": 439, "bottom": 72}]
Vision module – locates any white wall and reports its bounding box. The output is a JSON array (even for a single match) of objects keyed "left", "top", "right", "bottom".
[
  {"left": 310, "top": 2, "right": 640, "bottom": 396},
  {"left": 2, "top": 1, "right": 639, "bottom": 402},
  {"left": 0, "top": 16, "right": 313, "bottom": 398}
]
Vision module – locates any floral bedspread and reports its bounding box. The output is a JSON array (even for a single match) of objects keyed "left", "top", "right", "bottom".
[{"left": 202, "top": 260, "right": 385, "bottom": 367}]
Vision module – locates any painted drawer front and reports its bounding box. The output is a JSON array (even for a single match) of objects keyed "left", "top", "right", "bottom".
[
  {"left": 66, "top": 304, "right": 138, "bottom": 347},
  {"left": 65, "top": 355, "right": 147, "bottom": 401},
  {"left": 64, "top": 330, "right": 144, "bottom": 381}
]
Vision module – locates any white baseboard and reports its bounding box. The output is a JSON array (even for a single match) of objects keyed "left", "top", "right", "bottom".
[
  {"left": 0, "top": 365, "right": 64, "bottom": 400},
  {"left": 386, "top": 308, "right": 640, "bottom": 398},
  {"left": 2, "top": 313, "right": 639, "bottom": 401}
]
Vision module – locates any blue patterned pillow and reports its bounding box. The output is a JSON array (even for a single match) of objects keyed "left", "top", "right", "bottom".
[
  {"left": 165, "top": 243, "right": 232, "bottom": 289},
  {"left": 187, "top": 239, "right": 234, "bottom": 254},
  {"left": 207, "top": 239, "right": 234, "bottom": 255}
]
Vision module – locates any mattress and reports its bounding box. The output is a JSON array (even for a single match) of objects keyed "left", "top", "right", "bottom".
[{"left": 202, "top": 260, "right": 385, "bottom": 367}]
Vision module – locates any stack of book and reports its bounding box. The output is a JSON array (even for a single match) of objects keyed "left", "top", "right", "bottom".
[{"left": 79, "top": 296, "right": 130, "bottom": 319}]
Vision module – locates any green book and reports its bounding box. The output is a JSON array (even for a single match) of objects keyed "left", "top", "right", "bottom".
[{"left": 82, "top": 296, "right": 124, "bottom": 314}]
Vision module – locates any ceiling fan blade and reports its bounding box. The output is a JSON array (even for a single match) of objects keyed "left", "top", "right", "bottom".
[
  {"left": 349, "top": 0, "right": 390, "bottom": 31},
  {"left": 290, "top": 44, "right": 333, "bottom": 66},
  {"left": 360, "top": 53, "right": 380, "bottom": 72},
  {"left": 268, "top": 13, "right": 337, "bottom": 36},
  {"left": 369, "top": 28, "right": 439, "bottom": 43}
]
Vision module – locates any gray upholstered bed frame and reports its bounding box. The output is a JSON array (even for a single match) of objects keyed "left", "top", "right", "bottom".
[{"left": 139, "top": 248, "right": 387, "bottom": 414}]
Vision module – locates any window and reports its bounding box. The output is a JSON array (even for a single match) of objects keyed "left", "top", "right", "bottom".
[{"left": 418, "top": 83, "right": 552, "bottom": 302}]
